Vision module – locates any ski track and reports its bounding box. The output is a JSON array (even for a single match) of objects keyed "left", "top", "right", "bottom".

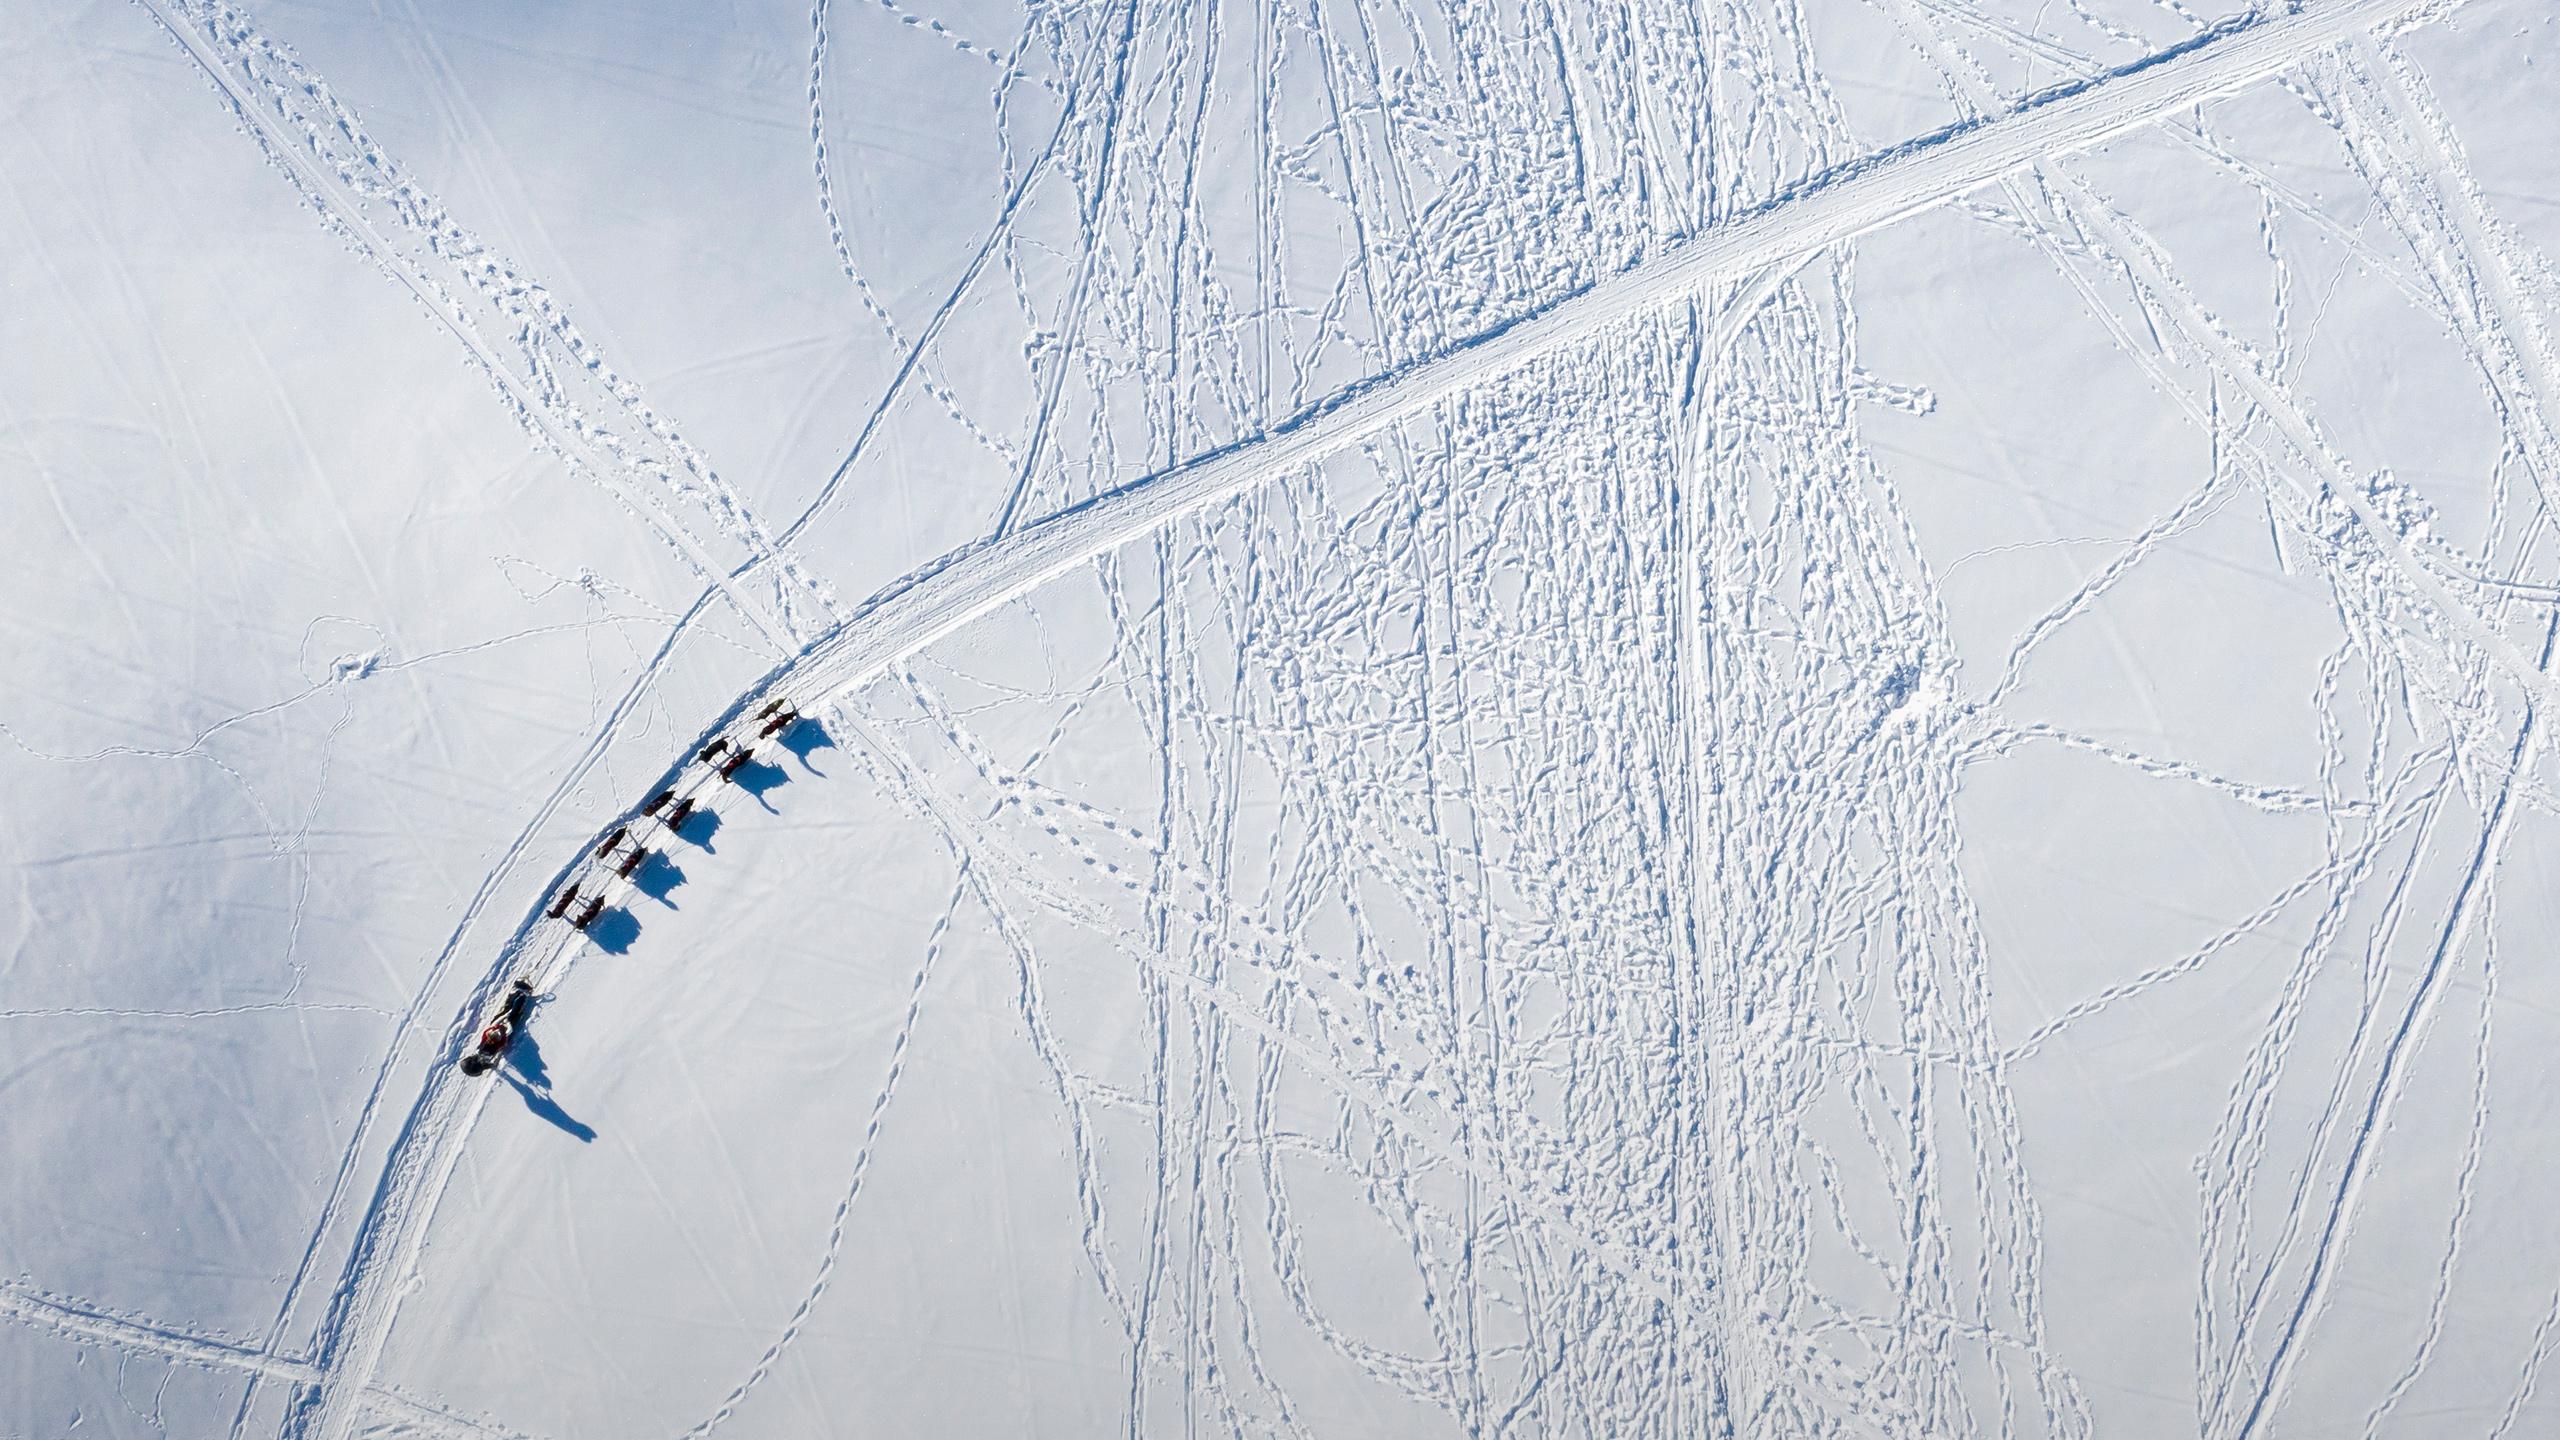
[{"left": 27, "top": 0, "right": 2560, "bottom": 1434}]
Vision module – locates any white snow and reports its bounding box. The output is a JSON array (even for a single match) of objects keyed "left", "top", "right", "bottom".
[{"left": 9, "top": 0, "right": 2560, "bottom": 1435}]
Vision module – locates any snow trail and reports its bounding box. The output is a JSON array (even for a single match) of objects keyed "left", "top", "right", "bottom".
[
  {"left": 267, "top": 3, "right": 2479, "bottom": 1436},
  {"left": 38, "top": 0, "right": 2548, "bottom": 1433}
]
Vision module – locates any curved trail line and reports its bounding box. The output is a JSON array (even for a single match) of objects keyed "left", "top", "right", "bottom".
[
  {"left": 740, "top": 0, "right": 2456, "bottom": 732},
  {"left": 760, "top": 0, "right": 2455, "bottom": 726},
  {"left": 287, "top": 2, "right": 2453, "bottom": 1435}
]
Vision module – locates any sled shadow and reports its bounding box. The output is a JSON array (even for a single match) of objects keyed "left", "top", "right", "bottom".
[
  {"left": 503, "top": 1035, "right": 595, "bottom": 1144},
  {"left": 585, "top": 907, "right": 639, "bottom": 954},
  {"left": 633, "top": 850, "right": 686, "bottom": 907}
]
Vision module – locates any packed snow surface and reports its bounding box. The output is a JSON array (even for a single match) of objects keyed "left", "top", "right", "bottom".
[{"left": 8, "top": 0, "right": 2560, "bottom": 1434}]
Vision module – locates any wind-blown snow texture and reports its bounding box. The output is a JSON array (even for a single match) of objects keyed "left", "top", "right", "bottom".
[{"left": 8, "top": 0, "right": 2560, "bottom": 1434}]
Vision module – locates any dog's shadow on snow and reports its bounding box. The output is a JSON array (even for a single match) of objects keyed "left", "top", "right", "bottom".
[
  {"left": 728, "top": 758, "right": 791, "bottom": 812},
  {"left": 723, "top": 718, "right": 839, "bottom": 815},
  {"left": 585, "top": 907, "right": 640, "bottom": 954},
  {"left": 777, "top": 717, "right": 835, "bottom": 775},
  {"left": 504, "top": 1032, "right": 595, "bottom": 1143},
  {"left": 633, "top": 850, "right": 687, "bottom": 907},
  {"left": 668, "top": 806, "right": 721, "bottom": 855}
]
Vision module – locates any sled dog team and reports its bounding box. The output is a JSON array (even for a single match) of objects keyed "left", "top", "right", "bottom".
[{"left": 462, "top": 699, "right": 803, "bottom": 1074}]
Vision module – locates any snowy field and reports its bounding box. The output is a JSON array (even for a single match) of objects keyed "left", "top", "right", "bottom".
[{"left": 7, "top": 0, "right": 2560, "bottom": 1434}]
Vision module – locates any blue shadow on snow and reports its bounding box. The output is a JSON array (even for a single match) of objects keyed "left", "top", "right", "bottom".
[
  {"left": 503, "top": 1032, "right": 595, "bottom": 1144},
  {"left": 633, "top": 850, "right": 686, "bottom": 907},
  {"left": 670, "top": 806, "right": 720, "bottom": 854},
  {"left": 726, "top": 758, "right": 791, "bottom": 810},
  {"left": 777, "top": 716, "right": 835, "bottom": 774},
  {"left": 585, "top": 906, "right": 639, "bottom": 954}
]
